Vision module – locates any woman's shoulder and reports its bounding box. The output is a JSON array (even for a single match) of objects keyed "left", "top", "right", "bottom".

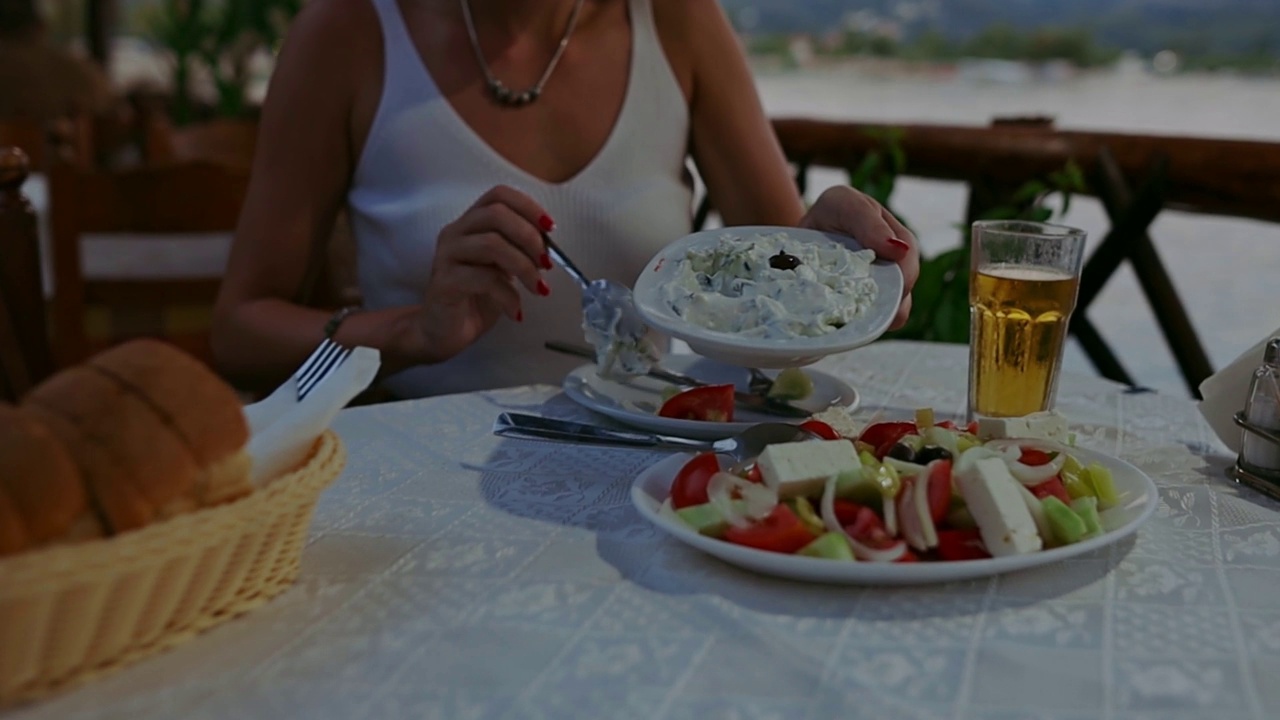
[{"left": 284, "top": 0, "right": 381, "bottom": 57}]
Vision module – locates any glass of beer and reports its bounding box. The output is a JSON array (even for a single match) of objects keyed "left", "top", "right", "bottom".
[{"left": 968, "top": 220, "right": 1087, "bottom": 419}]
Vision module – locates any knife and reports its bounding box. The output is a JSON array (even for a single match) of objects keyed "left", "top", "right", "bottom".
[{"left": 544, "top": 341, "right": 812, "bottom": 419}]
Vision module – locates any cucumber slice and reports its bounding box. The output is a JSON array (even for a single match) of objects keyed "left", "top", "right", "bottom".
[
  {"left": 1070, "top": 496, "right": 1103, "bottom": 538},
  {"left": 1042, "top": 496, "right": 1088, "bottom": 545},
  {"left": 835, "top": 468, "right": 884, "bottom": 508},
  {"left": 675, "top": 502, "right": 737, "bottom": 537},
  {"left": 798, "top": 532, "right": 856, "bottom": 561}
]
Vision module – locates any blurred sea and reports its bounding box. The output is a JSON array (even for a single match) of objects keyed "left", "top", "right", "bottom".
[{"left": 751, "top": 62, "right": 1280, "bottom": 398}]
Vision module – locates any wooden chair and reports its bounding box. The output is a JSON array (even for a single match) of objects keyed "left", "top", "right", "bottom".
[
  {"left": 0, "top": 148, "right": 55, "bottom": 400},
  {"left": 46, "top": 159, "right": 251, "bottom": 367},
  {"left": 142, "top": 116, "right": 258, "bottom": 169},
  {"left": 0, "top": 117, "right": 93, "bottom": 172}
]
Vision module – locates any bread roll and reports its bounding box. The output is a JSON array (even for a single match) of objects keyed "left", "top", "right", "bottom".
[
  {"left": 24, "top": 367, "right": 201, "bottom": 533},
  {"left": 0, "top": 404, "right": 101, "bottom": 555},
  {"left": 88, "top": 339, "right": 251, "bottom": 506}
]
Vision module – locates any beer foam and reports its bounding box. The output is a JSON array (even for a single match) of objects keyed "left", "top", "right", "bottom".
[{"left": 980, "top": 264, "right": 1074, "bottom": 282}]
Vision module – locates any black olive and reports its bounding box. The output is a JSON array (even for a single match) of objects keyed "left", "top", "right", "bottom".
[
  {"left": 768, "top": 251, "right": 802, "bottom": 271},
  {"left": 886, "top": 443, "right": 916, "bottom": 463},
  {"left": 915, "top": 446, "right": 953, "bottom": 465}
]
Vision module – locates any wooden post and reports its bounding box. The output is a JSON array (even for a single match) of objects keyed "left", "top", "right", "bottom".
[
  {"left": 0, "top": 148, "right": 55, "bottom": 399},
  {"left": 1094, "top": 148, "right": 1214, "bottom": 396},
  {"left": 85, "top": 0, "right": 116, "bottom": 68}
]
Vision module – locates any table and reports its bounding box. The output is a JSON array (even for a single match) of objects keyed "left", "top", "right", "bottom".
[{"left": 10, "top": 341, "right": 1280, "bottom": 720}]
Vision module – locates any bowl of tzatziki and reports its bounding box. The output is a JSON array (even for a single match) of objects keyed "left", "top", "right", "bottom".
[{"left": 632, "top": 226, "right": 903, "bottom": 368}]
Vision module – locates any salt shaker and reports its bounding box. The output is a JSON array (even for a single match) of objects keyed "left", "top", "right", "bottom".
[{"left": 1240, "top": 339, "right": 1280, "bottom": 482}]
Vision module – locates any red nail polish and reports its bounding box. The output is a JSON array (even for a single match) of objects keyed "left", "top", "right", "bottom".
[
  {"left": 888, "top": 238, "right": 911, "bottom": 252},
  {"left": 538, "top": 214, "right": 555, "bottom": 232},
  {"left": 537, "top": 279, "right": 551, "bottom": 297},
  {"left": 540, "top": 253, "right": 553, "bottom": 270}
]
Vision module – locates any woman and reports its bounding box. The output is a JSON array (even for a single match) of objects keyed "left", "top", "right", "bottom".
[{"left": 212, "top": 0, "right": 918, "bottom": 397}]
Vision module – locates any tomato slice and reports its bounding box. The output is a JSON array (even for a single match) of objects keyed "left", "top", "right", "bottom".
[
  {"left": 658, "top": 384, "right": 735, "bottom": 422},
  {"left": 936, "top": 420, "right": 956, "bottom": 430},
  {"left": 832, "top": 499, "right": 864, "bottom": 527},
  {"left": 936, "top": 528, "right": 991, "bottom": 561},
  {"left": 722, "top": 505, "right": 818, "bottom": 554},
  {"left": 799, "top": 419, "right": 841, "bottom": 440},
  {"left": 1019, "top": 448, "right": 1054, "bottom": 466},
  {"left": 896, "top": 550, "right": 921, "bottom": 563},
  {"left": 1030, "top": 476, "right": 1072, "bottom": 505},
  {"left": 859, "top": 421, "right": 917, "bottom": 459},
  {"left": 965, "top": 421, "right": 979, "bottom": 435},
  {"left": 846, "top": 506, "right": 899, "bottom": 549},
  {"left": 745, "top": 464, "right": 763, "bottom": 484},
  {"left": 670, "top": 453, "right": 721, "bottom": 509},
  {"left": 925, "top": 459, "right": 952, "bottom": 524}
]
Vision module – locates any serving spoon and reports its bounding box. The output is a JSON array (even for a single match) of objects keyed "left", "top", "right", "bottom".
[{"left": 493, "top": 412, "right": 817, "bottom": 465}]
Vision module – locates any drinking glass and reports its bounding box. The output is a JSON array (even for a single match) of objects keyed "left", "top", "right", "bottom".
[{"left": 968, "top": 220, "right": 1087, "bottom": 419}]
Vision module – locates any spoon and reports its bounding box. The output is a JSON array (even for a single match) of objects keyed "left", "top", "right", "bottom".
[
  {"left": 541, "top": 232, "right": 654, "bottom": 376},
  {"left": 492, "top": 412, "right": 817, "bottom": 464}
]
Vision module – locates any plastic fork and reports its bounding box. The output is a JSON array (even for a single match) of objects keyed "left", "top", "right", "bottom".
[{"left": 295, "top": 339, "right": 352, "bottom": 401}]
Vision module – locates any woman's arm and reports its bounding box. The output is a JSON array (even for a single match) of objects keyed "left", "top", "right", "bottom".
[
  {"left": 658, "top": 0, "right": 805, "bottom": 227},
  {"left": 212, "top": 0, "right": 554, "bottom": 392},
  {"left": 212, "top": 0, "right": 426, "bottom": 390}
]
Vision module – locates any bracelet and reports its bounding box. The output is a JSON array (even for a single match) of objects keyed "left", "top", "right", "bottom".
[{"left": 323, "top": 305, "right": 361, "bottom": 341}]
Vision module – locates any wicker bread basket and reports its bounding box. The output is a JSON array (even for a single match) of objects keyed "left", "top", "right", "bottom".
[{"left": 0, "top": 430, "right": 346, "bottom": 707}]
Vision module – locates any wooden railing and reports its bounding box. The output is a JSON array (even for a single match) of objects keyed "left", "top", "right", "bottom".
[{"left": 705, "top": 117, "right": 1280, "bottom": 397}]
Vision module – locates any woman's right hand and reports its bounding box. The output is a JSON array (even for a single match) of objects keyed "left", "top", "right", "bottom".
[{"left": 413, "top": 185, "right": 555, "bottom": 364}]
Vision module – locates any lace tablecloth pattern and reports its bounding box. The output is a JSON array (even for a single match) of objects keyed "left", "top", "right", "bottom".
[{"left": 10, "top": 341, "right": 1280, "bottom": 720}]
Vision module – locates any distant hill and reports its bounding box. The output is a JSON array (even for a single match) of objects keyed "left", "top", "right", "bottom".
[{"left": 721, "top": 0, "right": 1280, "bottom": 56}]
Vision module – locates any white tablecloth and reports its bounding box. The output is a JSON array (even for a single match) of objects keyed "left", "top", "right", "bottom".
[{"left": 10, "top": 341, "right": 1280, "bottom": 720}]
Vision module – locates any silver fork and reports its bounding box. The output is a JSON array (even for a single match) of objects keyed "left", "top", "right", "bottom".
[{"left": 295, "top": 338, "right": 352, "bottom": 401}]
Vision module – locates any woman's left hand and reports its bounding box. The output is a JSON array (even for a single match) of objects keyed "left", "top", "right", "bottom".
[{"left": 799, "top": 185, "right": 919, "bottom": 330}]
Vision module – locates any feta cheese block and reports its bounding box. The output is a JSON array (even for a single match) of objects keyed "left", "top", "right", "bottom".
[
  {"left": 956, "top": 457, "right": 1044, "bottom": 556},
  {"left": 757, "top": 440, "right": 860, "bottom": 499},
  {"left": 977, "top": 410, "right": 1069, "bottom": 443}
]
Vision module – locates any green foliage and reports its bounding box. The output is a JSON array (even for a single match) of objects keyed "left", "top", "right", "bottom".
[
  {"left": 845, "top": 130, "right": 1087, "bottom": 344},
  {"left": 143, "top": 0, "right": 302, "bottom": 123}
]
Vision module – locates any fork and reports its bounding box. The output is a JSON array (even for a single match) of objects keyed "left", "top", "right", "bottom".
[
  {"left": 540, "top": 231, "right": 651, "bottom": 357},
  {"left": 295, "top": 338, "right": 352, "bottom": 401}
]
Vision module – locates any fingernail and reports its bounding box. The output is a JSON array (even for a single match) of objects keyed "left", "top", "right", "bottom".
[
  {"left": 516, "top": 310, "right": 523, "bottom": 323},
  {"left": 888, "top": 238, "right": 910, "bottom": 252},
  {"left": 537, "top": 279, "right": 551, "bottom": 297},
  {"left": 540, "top": 253, "right": 553, "bottom": 270},
  {"left": 538, "top": 214, "right": 555, "bottom": 232}
]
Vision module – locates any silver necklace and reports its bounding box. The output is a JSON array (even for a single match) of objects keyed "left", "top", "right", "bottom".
[{"left": 460, "top": 0, "right": 586, "bottom": 107}]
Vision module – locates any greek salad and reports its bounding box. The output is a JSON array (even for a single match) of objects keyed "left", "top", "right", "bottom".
[{"left": 661, "top": 409, "right": 1128, "bottom": 562}]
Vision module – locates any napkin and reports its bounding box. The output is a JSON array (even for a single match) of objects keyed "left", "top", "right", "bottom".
[
  {"left": 1197, "top": 325, "right": 1280, "bottom": 454},
  {"left": 243, "top": 346, "right": 381, "bottom": 486}
]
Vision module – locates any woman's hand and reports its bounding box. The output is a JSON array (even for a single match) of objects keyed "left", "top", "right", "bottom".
[
  {"left": 414, "top": 185, "right": 555, "bottom": 363},
  {"left": 800, "top": 186, "right": 920, "bottom": 330}
]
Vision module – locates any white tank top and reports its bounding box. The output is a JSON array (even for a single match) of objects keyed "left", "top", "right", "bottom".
[{"left": 350, "top": 0, "right": 694, "bottom": 397}]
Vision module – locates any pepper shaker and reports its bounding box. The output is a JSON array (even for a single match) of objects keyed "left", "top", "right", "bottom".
[{"left": 1240, "top": 339, "right": 1280, "bottom": 483}]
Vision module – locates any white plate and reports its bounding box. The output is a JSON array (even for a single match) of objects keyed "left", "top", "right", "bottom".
[
  {"left": 631, "top": 446, "right": 1158, "bottom": 585},
  {"left": 632, "top": 226, "right": 904, "bottom": 368},
  {"left": 562, "top": 355, "right": 859, "bottom": 441}
]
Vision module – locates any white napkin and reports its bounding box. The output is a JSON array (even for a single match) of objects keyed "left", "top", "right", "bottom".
[
  {"left": 243, "top": 346, "right": 381, "bottom": 486},
  {"left": 1197, "top": 325, "right": 1280, "bottom": 454}
]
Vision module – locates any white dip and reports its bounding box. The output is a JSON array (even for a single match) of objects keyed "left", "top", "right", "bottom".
[{"left": 660, "top": 232, "right": 878, "bottom": 338}]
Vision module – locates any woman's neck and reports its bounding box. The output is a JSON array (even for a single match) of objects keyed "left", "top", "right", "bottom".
[{"left": 462, "top": 0, "right": 587, "bottom": 41}]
